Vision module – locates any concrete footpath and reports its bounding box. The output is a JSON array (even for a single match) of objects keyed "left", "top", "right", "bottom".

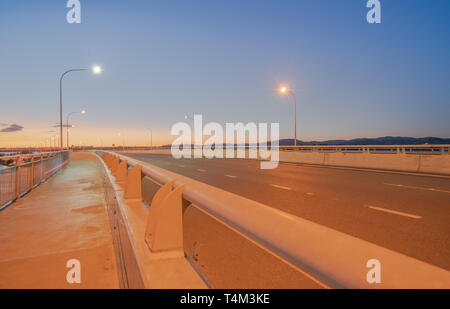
[{"left": 0, "top": 152, "right": 119, "bottom": 288}]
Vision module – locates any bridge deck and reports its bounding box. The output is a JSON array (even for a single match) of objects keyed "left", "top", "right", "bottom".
[{"left": 0, "top": 152, "right": 119, "bottom": 288}]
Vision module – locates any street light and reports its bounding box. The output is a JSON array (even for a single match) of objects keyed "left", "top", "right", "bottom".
[
  {"left": 66, "top": 109, "right": 86, "bottom": 148},
  {"left": 59, "top": 65, "right": 102, "bottom": 148},
  {"left": 149, "top": 130, "right": 153, "bottom": 148},
  {"left": 92, "top": 65, "right": 102, "bottom": 74},
  {"left": 280, "top": 86, "right": 297, "bottom": 146}
]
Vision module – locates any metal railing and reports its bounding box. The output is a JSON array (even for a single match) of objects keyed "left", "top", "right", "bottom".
[
  {"left": 99, "top": 151, "right": 450, "bottom": 288},
  {"left": 83, "top": 144, "right": 450, "bottom": 155},
  {"left": 0, "top": 151, "right": 71, "bottom": 210},
  {"left": 277, "top": 144, "right": 450, "bottom": 154}
]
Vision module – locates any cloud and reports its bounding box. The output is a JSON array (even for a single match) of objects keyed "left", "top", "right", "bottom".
[{"left": 0, "top": 124, "right": 24, "bottom": 132}]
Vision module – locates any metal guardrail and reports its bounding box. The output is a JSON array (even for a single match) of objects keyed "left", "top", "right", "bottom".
[
  {"left": 99, "top": 151, "right": 450, "bottom": 288},
  {"left": 0, "top": 151, "right": 71, "bottom": 210},
  {"left": 277, "top": 144, "right": 450, "bottom": 154},
  {"left": 81, "top": 144, "right": 450, "bottom": 155}
]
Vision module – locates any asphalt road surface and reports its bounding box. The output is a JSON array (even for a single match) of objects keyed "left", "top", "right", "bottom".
[{"left": 124, "top": 153, "right": 450, "bottom": 272}]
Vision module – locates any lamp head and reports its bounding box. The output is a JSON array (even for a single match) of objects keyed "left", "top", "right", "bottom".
[{"left": 92, "top": 65, "right": 102, "bottom": 74}]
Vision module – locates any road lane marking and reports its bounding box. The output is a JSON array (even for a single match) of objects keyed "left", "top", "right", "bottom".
[
  {"left": 383, "top": 182, "right": 450, "bottom": 194},
  {"left": 365, "top": 205, "right": 422, "bottom": 219},
  {"left": 225, "top": 174, "right": 237, "bottom": 178},
  {"left": 270, "top": 184, "right": 292, "bottom": 191},
  {"left": 197, "top": 169, "right": 206, "bottom": 172}
]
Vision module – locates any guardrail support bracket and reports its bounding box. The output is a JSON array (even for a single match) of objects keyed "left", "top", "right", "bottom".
[
  {"left": 111, "top": 157, "right": 120, "bottom": 176},
  {"left": 145, "top": 182, "right": 185, "bottom": 254},
  {"left": 124, "top": 165, "right": 142, "bottom": 200},
  {"left": 116, "top": 160, "right": 128, "bottom": 184}
]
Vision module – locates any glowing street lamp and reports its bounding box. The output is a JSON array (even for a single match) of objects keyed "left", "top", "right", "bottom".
[
  {"left": 92, "top": 65, "right": 102, "bottom": 74},
  {"left": 66, "top": 109, "right": 87, "bottom": 148},
  {"left": 280, "top": 86, "right": 297, "bottom": 146},
  {"left": 59, "top": 65, "right": 102, "bottom": 148}
]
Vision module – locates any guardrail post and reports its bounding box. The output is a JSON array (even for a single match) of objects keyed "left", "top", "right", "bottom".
[
  {"left": 111, "top": 157, "right": 120, "bottom": 176},
  {"left": 104, "top": 153, "right": 112, "bottom": 168},
  {"left": 124, "top": 165, "right": 142, "bottom": 201},
  {"left": 145, "top": 182, "right": 185, "bottom": 253},
  {"left": 145, "top": 180, "right": 175, "bottom": 243},
  {"left": 116, "top": 160, "right": 128, "bottom": 184},
  {"left": 104, "top": 153, "right": 109, "bottom": 167},
  {"left": 107, "top": 154, "right": 113, "bottom": 167}
]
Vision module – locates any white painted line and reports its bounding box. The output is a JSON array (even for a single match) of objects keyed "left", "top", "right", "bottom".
[
  {"left": 270, "top": 184, "right": 292, "bottom": 191},
  {"left": 365, "top": 205, "right": 422, "bottom": 219},
  {"left": 197, "top": 169, "right": 206, "bottom": 172},
  {"left": 306, "top": 192, "right": 315, "bottom": 196},
  {"left": 383, "top": 183, "right": 450, "bottom": 194},
  {"left": 225, "top": 174, "right": 237, "bottom": 178}
]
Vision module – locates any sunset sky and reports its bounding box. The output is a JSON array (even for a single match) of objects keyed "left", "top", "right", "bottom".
[{"left": 0, "top": 0, "right": 449, "bottom": 147}]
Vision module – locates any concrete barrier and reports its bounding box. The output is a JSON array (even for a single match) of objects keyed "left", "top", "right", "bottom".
[
  {"left": 116, "top": 148, "right": 450, "bottom": 176},
  {"left": 279, "top": 151, "right": 450, "bottom": 175}
]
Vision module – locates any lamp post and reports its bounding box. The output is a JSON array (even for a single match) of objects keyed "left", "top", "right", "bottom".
[
  {"left": 66, "top": 109, "right": 86, "bottom": 148},
  {"left": 280, "top": 87, "right": 297, "bottom": 146},
  {"left": 149, "top": 130, "right": 153, "bottom": 148},
  {"left": 59, "top": 65, "right": 101, "bottom": 148}
]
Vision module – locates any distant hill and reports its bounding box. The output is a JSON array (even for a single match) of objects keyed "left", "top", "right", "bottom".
[
  {"left": 160, "top": 136, "right": 450, "bottom": 148},
  {"left": 277, "top": 136, "right": 450, "bottom": 146}
]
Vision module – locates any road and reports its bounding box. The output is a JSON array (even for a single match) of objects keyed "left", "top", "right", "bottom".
[{"left": 123, "top": 152, "right": 450, "bottom": 272}]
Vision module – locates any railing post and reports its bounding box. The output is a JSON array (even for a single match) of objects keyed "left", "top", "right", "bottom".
[
  {"left": 30, "top": 156, "right": 34, "bottom": 189},
  {"left": 124, "top": 165, "right": 142, "bottom": 201},
  {"left": 15, "top": 157, "right": 22, "bottom": 199},
  {"left": 40, "top": 154, "right": 44, "bottom": 183}
]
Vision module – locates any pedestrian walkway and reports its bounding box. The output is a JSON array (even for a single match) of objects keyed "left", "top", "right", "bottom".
[{"left": 0, "top": 152, "right": 119, "bottom": 288}]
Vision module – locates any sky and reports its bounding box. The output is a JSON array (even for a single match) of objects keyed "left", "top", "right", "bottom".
[{"left": 0, "top": 0, "right": 449, "bottom": 147}]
